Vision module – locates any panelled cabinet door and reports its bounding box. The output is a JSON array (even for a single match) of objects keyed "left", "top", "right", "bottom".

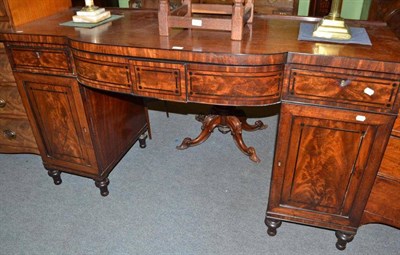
[
  {"left": 267, "top": 103, "right": 395, "bottom": 232},
  {"left": 14, "top": 73, "right": 98, "bottom": 175}
]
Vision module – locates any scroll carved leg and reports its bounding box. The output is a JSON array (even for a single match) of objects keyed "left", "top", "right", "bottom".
[
  {"left": 95, "top": 178, "right": 110, "bottom": 197},
  {"left": 335, "top": 231, "right": 355, "bottom": 251},
  {"left": 178, "top": 106, "right": 266, "bottom": 162},
  {"left": 226, "top": 116, "right": 260, "bottom": 163},
  {"left": 239, "top": 116, "right": 268, "bottom": 132},
  {"left": 47, "top": 169, "right": 62, "bottom": 185},
  {"left": 139, "top": 133, "right": 148, "bottom": 149},
  {"left": 265, "top": 218, "right": 282, "bottom": 237},
  {"left": 176, "top": 115, "right": 221, "bottom": 150}
]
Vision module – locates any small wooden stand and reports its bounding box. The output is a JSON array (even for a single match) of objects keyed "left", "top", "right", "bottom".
[{"left": 158, "top": 0, "right": 254, "bottom": 40}]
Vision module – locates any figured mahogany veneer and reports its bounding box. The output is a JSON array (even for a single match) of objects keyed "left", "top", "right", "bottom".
[
  {"left": 267, "top": 103, "right": 395, "bottom": 232},
  {"left": 73, "top": 50, "right": 131, "bottom": 93},
  {"left": 187, "top": 64, "right": 282, "bottom": 106},
  {"left": 285, "top": 65, "right": 400, "bottom": 113},
  {"left": 0, "top": 9, "right": 399, "bottom": 250},
  {"left": 131, "top": 59, "right": 187, "bottom": 102},
  {"left": 6, "top": 43, "right": 73, "bottom": 75}
]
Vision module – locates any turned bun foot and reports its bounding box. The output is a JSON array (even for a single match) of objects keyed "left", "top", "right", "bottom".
[
  {"left": 95, "top": 178, "right": 110, "bottom": 197},
  {"left": 265, "top": 218, "right": 282, "bottom": 237},
  {"left": 47, "top": 169, "right": 62, "bottom": 185},
  {"left": 335, "top": 231, "right": 355, "bottom": 251},
  {"left": 139, "top": 133, "right": 148, "bottom": 148}
]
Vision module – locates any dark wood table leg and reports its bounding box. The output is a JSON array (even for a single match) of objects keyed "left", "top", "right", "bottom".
[
  {"left": 177, "top": 114, "right": 222, "bottom": 149},
  {"left": 226, "top": 115, "right": 261, "bottom": 163},
  {"left": 177, "top": 106, "right": 267, "bottom": 163}
]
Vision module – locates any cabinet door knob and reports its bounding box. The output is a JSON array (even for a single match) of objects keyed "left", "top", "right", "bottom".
[
  {"left": 0, "top": 98, "right": 6, "bottom": 108},
  {"left": 340, "top": 79, "right": 351, "bottom": 87},
  {"left": 3, "top": 129, "right": 17, "bottom": 140}
]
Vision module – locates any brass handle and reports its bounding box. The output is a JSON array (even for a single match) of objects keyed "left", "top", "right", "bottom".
[
  {"left": 0, "top": 98, "right": 6, "bottom": 108},
  {"left": 3, "top": 129, "right": 16, "bottom": 140},
  {"left": 35, "top": 51, "right": 41, "bottom": 59},
  {"left": 340, "top": 79, "right": 351, "bottom": 87}
]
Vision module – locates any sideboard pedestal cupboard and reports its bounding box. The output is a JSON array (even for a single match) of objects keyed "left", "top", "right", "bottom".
[{"left": 0, "top": 8, "right": 399, "bottom": 250}]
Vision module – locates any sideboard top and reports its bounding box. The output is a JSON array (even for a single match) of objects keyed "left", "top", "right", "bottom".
[{"left": 1, "top": 9, "right": 400, "bottom": 66}]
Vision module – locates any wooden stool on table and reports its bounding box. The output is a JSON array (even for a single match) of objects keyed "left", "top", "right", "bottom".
[{"left": 158, "top": 0, "right": 254, "bottom": 40}]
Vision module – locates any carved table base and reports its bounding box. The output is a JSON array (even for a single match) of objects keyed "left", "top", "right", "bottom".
[{"left": 176, "top": 106, "right": 267, "bottom": 163}]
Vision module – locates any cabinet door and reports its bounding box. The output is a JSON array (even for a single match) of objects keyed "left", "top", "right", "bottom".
[
  {"left": 267, "top": 103, "right": 395, "bottom": 231},
  {"left": 15, "top": 73, "right": 97, "bottom": 175}
]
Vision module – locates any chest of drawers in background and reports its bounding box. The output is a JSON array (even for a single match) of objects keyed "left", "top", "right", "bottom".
[
  {"left": 0, "top": 0, "right": 38, "bottom": 154},
  {"left": 361, "top": 113, "right": 400, "bottom": 228}
]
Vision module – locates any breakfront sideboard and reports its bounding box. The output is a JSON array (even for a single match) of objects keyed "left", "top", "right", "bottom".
[{"left": 0, "top": 5, "right": 399, "bottom": 251}]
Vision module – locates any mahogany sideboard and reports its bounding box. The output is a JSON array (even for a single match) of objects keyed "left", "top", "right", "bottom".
[{"left": 0, "top": 8, "right": 399, "bottom": 250}]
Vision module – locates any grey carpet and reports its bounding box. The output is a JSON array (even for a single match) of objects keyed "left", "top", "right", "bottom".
[{"left": 1, "top": 103, "right": 399, "bottom": 255}]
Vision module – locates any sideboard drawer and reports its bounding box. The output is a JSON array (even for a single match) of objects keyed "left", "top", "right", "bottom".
[
  {"left": 285, "top": 66, "right": 400, "bottom": 112},
  {"left": 7, "top": 45, "right": 72, "bottom": 74},
  {"left": 130, "top": 60, "right": 186, "bottom": 102},
  {"left": 0, "top": 117, "right": 37, "bottom": 150},
  {"left": 0, "top": 84, "right": 26, "bottom": 115},
  {"left": 187, "top": 64, "right": 282, "bottom": 106},
  {"left": 74, "top": 52, "right": 132, "bottom": 94}
]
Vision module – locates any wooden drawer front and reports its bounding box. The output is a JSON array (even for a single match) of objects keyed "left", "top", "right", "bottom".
[
  {"left": 0, "top": 117, "right": 37, "bottom": 151},
  {"left": 74, "top": 54, "right": 132, "bottom": 94},
  {"left": 364, "top": 176, "right": 400, "bottom": 224},
  {"left": 379, "top": 135, "right": 400, "bottom": 180},
  {"left": 131, "top": 60, "right": 186, "bottom": 102},
  {"left": 188, "top": 64, "right": 282, "bottom": 106},
  {"left": 8, "top": 46, "right": 72, "bottom": 74},
  {"left": 285, "top": 67, "right": 399, "bottom": 112},
  {"left": 0, "top": 85, "right": 27, "bottom": 115}
]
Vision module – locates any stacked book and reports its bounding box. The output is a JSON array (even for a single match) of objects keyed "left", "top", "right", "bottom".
[{"left": 73, "top": 8, "right": 111, "bottom": 23}]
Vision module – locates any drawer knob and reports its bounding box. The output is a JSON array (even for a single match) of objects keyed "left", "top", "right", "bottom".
[
  {"left": 340, "top": 79, "right": 351, "bottom": 87},
  {"left": 3, "top": 129, "right": 16, "bottom": 140},
  {"left": 363, "top": 87, "right": 375, "bottom": 96},
  {"left": 0, "top": 98, "right": 6, "bottom": 108}
]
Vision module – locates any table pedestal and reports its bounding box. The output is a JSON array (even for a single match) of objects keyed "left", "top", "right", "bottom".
[{"left": 176, "top": 106, "right": 267, "bottom": 163}]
